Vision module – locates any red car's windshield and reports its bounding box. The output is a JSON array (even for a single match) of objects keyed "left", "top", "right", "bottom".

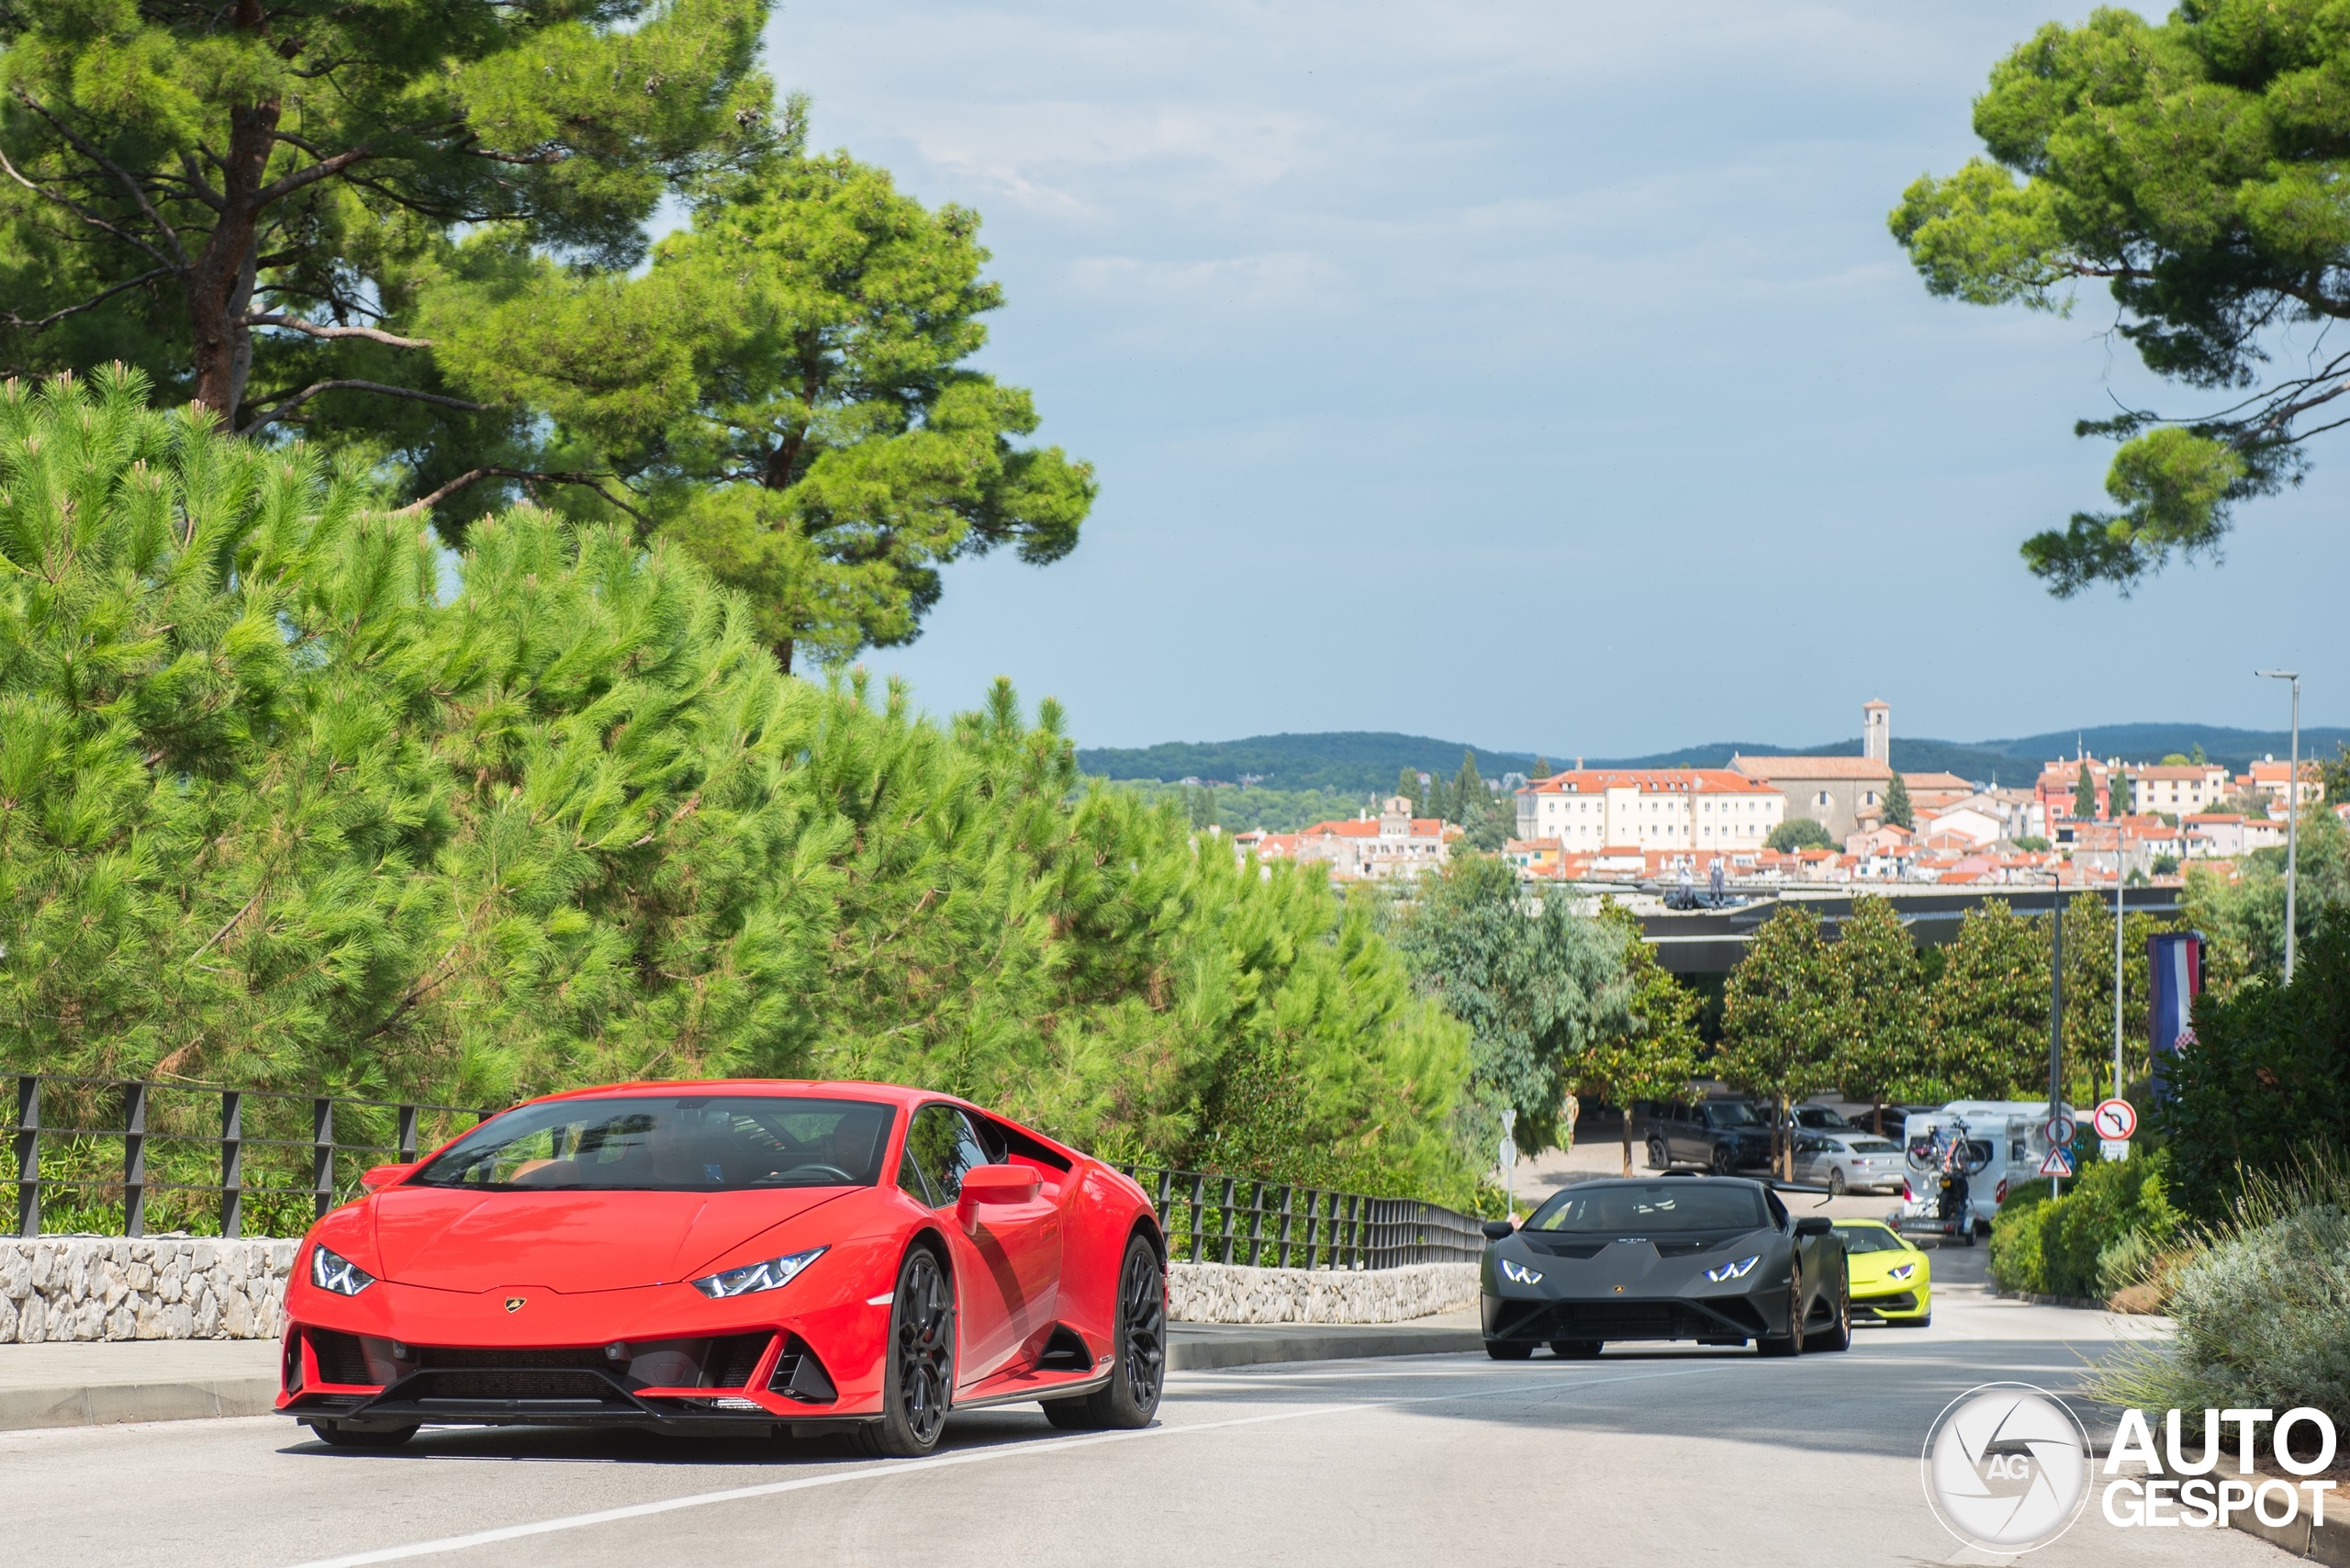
[{"left": 412, "top": 1096, "right": 898, "bottom": 1192}]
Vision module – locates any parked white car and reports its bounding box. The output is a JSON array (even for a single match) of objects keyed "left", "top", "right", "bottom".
[{"left": 1792, "top": 1132, "right": 1906, "bottom": 1195}]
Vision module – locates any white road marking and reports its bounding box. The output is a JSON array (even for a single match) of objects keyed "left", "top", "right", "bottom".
[{"left": 276, "top": 1364, "right": 1728, "bottom": 1568}]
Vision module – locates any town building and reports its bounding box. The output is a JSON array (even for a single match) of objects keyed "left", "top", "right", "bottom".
[
  {"left": 1513, "top": 767, "right": 1785, "bottom": 852},
  {"left": 2244, "top": 758, "right": 2326, "bottom": 811},
  {"left": 1239, "top": 797, "right": 1460, "bottom": 881},
  {"left": 2181, "top": 813, "right": 2286, "bottom": 858},
  {"left": 1729, "top": 699, "right": 1900, "bottom": 840},
  {"left": 2130, "top": 763, "right": 2232, "bottom": 817}
]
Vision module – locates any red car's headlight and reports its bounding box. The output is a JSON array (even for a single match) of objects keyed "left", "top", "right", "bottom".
[
  {"left": 690, "top": 1246, "right": 827, "bottom": 1299},
  {"left": 310, "top": 1244, "right": 376, "bottom": 1297}
]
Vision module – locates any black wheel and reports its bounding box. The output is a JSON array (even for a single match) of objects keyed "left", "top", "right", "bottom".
[
  {"left": 1756, "top": 1273, "right": 1806, "bottom": 1358},
  {"left": 1646, "top": 1137, "right": 1667, "bottom": 1170},
  {"left": 1816, "top": 1280, "right": 1851, "bottom": 1352},
  {"left": 1484, "top": 1339, "right": 1535, "bottom": 1361},
  {"left": 308, "top": 1422, "right": 417, "bottom": 1449},
  {"left": 1826, "top": 1167, "right": 1847, "bottom": 1196},
  {"left": 1711, "top": 1143, "right": 1736, "bottom": 1176},
  {"left": 1049, "top": 1235, "right": 1166, "bottom": 1431},
  {"left": 1550, "top": 1340, "right": 1602, "bottom": 1359},
  {"left": 849, "top": 1244, "right": 955, "bottom": 1457}
]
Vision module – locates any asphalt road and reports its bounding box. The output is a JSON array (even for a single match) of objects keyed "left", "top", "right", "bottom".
[{"left": 0, "top": 1269, "right": 2274, "bottom": 1568}]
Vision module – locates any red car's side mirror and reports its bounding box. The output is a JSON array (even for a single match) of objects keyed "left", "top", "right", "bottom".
[
  {"left": 360, "top": 1162, "right": 417, "bottom": 1192},
  {"left": 956, "top": 1163, "right": 1043, "bottom": 1233}
]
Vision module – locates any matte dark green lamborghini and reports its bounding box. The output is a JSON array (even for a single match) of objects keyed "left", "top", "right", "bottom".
[{"left": 1480, "top": 1176, "right": 1849, "bottom": 1359}]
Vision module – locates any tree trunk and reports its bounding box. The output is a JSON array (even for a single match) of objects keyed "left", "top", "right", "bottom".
[
  {"left": 1618, "top": 1112, "right": 1633, "bottom": 1178},
  {"left": 186, "top": 98, "right": 281, "bottom": 425},
  {"left": 1776, "top": 1093, "right": 1791, "bottom": 1180}
]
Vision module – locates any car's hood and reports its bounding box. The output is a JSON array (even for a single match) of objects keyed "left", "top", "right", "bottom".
[{"left": 371, "top": 1186, "right": 853, "bottom": 1294}]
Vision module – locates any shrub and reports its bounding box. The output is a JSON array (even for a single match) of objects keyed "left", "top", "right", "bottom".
[
  {"left": 2159, "top": 913, "right": 2350, "bottom": 1220},
  {"left": 1987, "top": 1149, "right": 2184, "bottom": 1299},
  {"left": 2087, "top": 1148, "right": 2350, "bottom": 1432}
]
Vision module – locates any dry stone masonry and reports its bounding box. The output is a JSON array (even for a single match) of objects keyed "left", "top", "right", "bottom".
[
  {"left": 0, "top": 1240, "right": 1473, "bottom": 1341},
  {"left": 0, "top": 1238, "right": 296, "bottom": 1342},
  {"left": 1167, "top": 1260, "right": 1476, "bottom": 1325}
]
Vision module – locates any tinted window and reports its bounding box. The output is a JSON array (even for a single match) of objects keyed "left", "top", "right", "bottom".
[
  {"left": 1848, "top": 1138, "right": 1899, "bottom": 1154},
  {"left": 1835, "top": 1226, "right": 1909, "bottom": 1255},
  {"left": 1524, "top": 1182, "right": 1770, "bottom": 1234},
  {"left": 1705, "top": 1103, "right": 1762, "bottom": 1128},
  {"left": 904, "top": 1104, "right": 990, "bottom": 1206},
  {"left": 413, "top": 1097, "right": 896, "bottom": 1192}
]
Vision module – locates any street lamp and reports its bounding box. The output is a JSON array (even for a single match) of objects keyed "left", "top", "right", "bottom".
[{"left": 2255, "top": 670, "right": 2301, "bottom": 983}]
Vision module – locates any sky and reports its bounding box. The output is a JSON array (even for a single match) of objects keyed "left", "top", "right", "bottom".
[{"left": 765, "top": 1, "right": 2345, "bottom": 756}]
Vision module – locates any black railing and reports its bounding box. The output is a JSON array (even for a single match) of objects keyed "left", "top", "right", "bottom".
[
  {"left": 5, "top": 1073, "right": 487, "bottom": 1238},
  {"left": 0, "top": 1072, "right": 1483, "bottom": 1267},
  {"left": 1112, "top": 1166, "right": 1483, "bottom": 1271}
]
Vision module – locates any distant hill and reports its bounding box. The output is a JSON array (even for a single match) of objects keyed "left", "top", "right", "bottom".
[{"left": 1077, "top": 723, "right": 2350, "bottom": 796}]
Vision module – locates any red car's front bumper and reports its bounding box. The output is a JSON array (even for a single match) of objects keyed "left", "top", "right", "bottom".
[{"left": 277, "top": 1277, "right": 890, "bottom": 1434}]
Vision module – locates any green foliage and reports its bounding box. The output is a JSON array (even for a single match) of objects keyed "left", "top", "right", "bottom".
[
  {"left": 2185, "top": 802, "right": 2350, "bottom": 978},
  {"left": 2073, "top": 762, "right": 2098, "bottom": 823},
  {"left": 1719, "top": 906, "right": 1846, "bottom": 1173},
  {"left": 1764, "top": 817, "right": 1835, "bottom": 854},
  {"left": 1988, "top": 1147, "right": 2185, "bottom": 1299},
  {"left": 1577, "top": 902, "right": 1702, "bottom": 1173},
  {"left": 2013, "top": 835, "right": 2052, "bottom": 853},
  {"left": 2111, "top": 770, "right": 2135, "bottom": 816},
  {"left": 1889, "top": 3, "right": 2350, "bottom": 594},
  {"left": 2159, "top": 913, "right": 2350, "bottom": 1221},
  {"left": 0, "top": 10, "right": 1090, "bottom": 670},
  {"left": 1922, "top": 902, "right": 2050, "bottom": 1101},
  {"left": 1833, "top": 896, "right": 1928, "bottom": 1107},
  {"left": 431, "top": 137, "right": 1094, "bottom": 669},
  {"left": 0, "top": 368, "right": 1472, "bottom": 1204},
  {"left": 2086, "top": 1148, "right": 2350, "bottom": 1428},
  {"left": 1099, "top": 781, "right": 1370, "bottom": 835},
  {"left": 2059, "top": 891, "right": 2180, "bottom": 1104},
  {"left": 1880, "top": 774, "right": 1914, "bottom": 832},
  {"left": 1389, "top": 857, "right": 1628, "bottom": 1159}
]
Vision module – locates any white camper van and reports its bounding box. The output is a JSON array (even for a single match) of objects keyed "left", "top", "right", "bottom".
[{"left": 1897, "top": 1100, "right": 2079, "bottom": 1239}]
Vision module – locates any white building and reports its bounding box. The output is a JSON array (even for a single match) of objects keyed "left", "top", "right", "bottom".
[
  {"left": 1243, "top": 797, "right": 1460, "bottom": 881},
  {"left": 2130, "top": 764, "right": 2232, "bottom": 816},
  {"left": 1515, "top": 768, "right": 1785, "bottom": 852}
]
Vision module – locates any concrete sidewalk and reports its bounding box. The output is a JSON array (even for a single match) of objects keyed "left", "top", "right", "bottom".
[
  {"left": 0, "top": 1339, "right": 281, "bottom": 1430},
  {"left": 0, "top": 1314, "right": 1483, "bottom": 1432}
]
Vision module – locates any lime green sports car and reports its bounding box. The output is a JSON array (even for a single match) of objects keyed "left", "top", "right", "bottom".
[{"left": 1835, "top": 1220, "right": 1930, "bottom": 1326}]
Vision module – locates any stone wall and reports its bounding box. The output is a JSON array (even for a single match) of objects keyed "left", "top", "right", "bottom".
[
  {"left": 0, "top": 1239, "right": 295, "bottom": 1342},
  {"left": 1168, "top": 1260, "right": 1476, "bottom": 1325},
  {"left": 0, "top": 1239, "right": 1473, "bottom": 1341}
]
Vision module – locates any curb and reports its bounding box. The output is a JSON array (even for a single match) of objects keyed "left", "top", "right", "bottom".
[
  {"left": 0, "top": 1373, "right": 279, "bottom": 1432},
  {"left": 0, "top": 1323, "right": 1479, "bottom": 1431},
  {"left": 1991, "top": 1288, "right": 2117, "bottom": 1312},
  {"left": 2230, "top": 1491, "right": 2350, "bottom": 1565},
  {"left": 1167, "top": 1321, "right": 1482, "bottom": 1372}
]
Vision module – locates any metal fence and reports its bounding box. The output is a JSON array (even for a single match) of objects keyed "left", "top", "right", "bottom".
[
  {"left": 0, "top": 1072, "right": 1484, "bottom": 1268},
  {"left": 5, "top": 1073, "right": 487, "bottom": 1238},
  {"left": 1112, "top": 1166, "right": 1483, "bottom": 1271}
]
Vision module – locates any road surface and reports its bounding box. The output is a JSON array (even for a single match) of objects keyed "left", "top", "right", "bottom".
[{"left": 0, "top": 1270, "right": 2271, "bottom": 1568}]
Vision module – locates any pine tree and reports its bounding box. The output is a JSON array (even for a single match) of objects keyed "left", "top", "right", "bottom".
[
  {"left": 1882, "top": 774, "right": 1915, "bottom": 831},
  {"left": 1397, "top": 767, "right": 1421, "bottom": 807},
  {"left": 2075, "top": 762, "right": 2100, "bottom": 822},
  {"left": 1451, "top": 751, "right": 1486, "bottom": 827}
]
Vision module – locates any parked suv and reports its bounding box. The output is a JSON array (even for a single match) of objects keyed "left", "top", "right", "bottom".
[{"left": 1638, "top": 1099, "right": 1773, "bottom": 1174}]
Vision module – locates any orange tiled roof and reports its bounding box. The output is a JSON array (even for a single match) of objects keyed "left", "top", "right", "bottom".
[
  {"left": 1522, "top": 768, "right": 1779, "bottom": 796},
  {"left": 1732, "top": 755, "right": 1893, "bottom": 780}
]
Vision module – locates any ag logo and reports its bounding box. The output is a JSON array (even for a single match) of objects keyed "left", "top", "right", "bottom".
[
  {"left": 1921, "top": 1383, "right": 2090, "bottom": 1551},
  {"left": 504, "top": 1296, "right": 527, "bottom": 1314}
]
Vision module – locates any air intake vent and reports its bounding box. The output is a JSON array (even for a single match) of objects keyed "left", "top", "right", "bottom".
[
  {"left": 307, "top": 1329, "right": 373, "bottom": 1386},
  {"left": 768, "top": 1337, "right": 837, "bottom": 1404},
  {"left": 704, "top": 1332, "right": 774, "bottom": 1389}
]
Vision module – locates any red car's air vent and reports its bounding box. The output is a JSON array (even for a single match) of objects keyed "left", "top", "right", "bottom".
[
  {"left": 703, "top": 1333, "right": 774, "bottom": 1389},
  {"left": 306, "top": 1329, "right": 373, "bottom": 1386}
]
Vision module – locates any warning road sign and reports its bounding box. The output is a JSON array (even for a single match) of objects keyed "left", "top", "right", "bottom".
[
  {"left": 2039, "top": 1146, "right": 2076, "bottom": 1178},
  {"left": 2093, "top": 1098, "right": 2138, "bottom": 1140}
]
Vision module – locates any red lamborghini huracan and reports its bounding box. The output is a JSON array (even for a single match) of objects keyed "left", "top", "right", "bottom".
[{"left": 275, "top": 1081, "right": 1168, "bottom": 1454}]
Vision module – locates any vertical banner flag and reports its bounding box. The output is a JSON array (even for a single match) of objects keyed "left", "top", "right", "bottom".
[{"left": 2147, "top": 932, "right": 2203, "bottom": 1103}]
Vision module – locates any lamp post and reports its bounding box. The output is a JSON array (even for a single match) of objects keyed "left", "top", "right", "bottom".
[{"left": 2255, "top": 670, "right": 2301, "bottom": 983}]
